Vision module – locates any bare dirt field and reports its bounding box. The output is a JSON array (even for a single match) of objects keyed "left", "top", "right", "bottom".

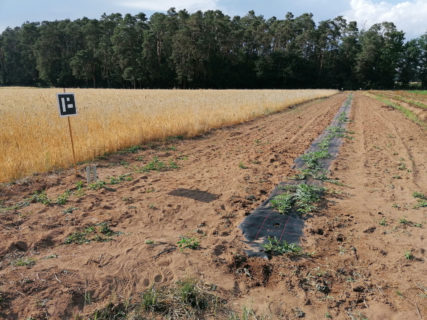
[{"left": 0, "top": 92, "right": 426, "bottom": 319}]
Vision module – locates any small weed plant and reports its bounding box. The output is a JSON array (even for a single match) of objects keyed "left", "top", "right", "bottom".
[
  {"left": 89, "top": 180, "right": 106, "bottom": 190},
  {"left": 64, "top": 223, "right": 120, "bottom": 244},
  {"left": 413, "top": 192, "right": 427, "bottom": 208},
  {"left": 109, "top": 173, "right": 132, "bottom": 184},
  {"left": 12, "top": 257, "right": 35, "bottom": 267},
  {"left": 30, "top": 191, "right": 51, "bottom": 205},
  {"left": 56, "top": 190, "right": 71, "bottom": 205},
  {"left": 405, "top": 251, "right": 414, "bottom": 260},
  {"left": 238, "top": 162, "right": 248, "bottom": 169},
  {"left": 177, "top": 237, "right": 200, "bottom": 250}
]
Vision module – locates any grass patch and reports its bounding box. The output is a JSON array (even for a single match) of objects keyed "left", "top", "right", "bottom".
[
  {"left": 271, "top": 183, "right": 325, "bottom": 215},
  {"left": 137, "top": 157, "right": 179, "bottom": 173},
  {"left": 118, "top": 145, "right": 142, "bottom": 154},
  {"left": 89, "top": 279, "right": 226, "bottom": 319},
  {"left": 369, "top": 94, "right": 425, "bottom": 127},
  {"left": 409, "top": 90, "right": 427, "bottom": 95}
]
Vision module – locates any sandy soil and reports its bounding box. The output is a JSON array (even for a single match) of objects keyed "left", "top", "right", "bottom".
[{"left": 0, "top": 92, "right": 425, "bottom": 319}]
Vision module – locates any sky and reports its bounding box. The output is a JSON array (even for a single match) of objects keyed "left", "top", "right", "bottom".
[{"left": 0, "top": 0, "right": 426, "bottom": 39}]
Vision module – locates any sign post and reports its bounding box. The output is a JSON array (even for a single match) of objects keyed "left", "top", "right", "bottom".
[{"left": 57, "top": 89, "right": 78, "bottom": 176}]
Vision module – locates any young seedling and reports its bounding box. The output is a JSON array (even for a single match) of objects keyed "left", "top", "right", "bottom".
[
  {"left": 56, "top": 190, "right": 71, "bottom": 205},
  {"left": 177, "top": 237, "right": 200, "bottom": 250},
  {"left": 89, "top": 180, "right": 106, "bottom": 190},
  {"left": 238, "top": 162, "right": 248, "bottom": 169},
  {"left": 405, "top": 251, "right": 414, "bottom": 260}
]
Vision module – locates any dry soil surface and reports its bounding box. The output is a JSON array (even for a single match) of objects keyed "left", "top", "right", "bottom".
[{"left": 0, "top": 92, "right": 426, "bottom": 319}]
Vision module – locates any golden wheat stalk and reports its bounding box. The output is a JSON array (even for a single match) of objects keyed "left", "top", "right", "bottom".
[{"left": 0, "top": 88, "right": 337, "bottom": 182}]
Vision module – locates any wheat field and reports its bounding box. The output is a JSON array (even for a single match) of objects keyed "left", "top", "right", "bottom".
[{"left": 0, "top": 88, "right": 337, "bottom": 182}]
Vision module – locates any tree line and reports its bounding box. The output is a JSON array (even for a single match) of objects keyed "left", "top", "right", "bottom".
[{"left": 0, "top": 9, "right": 426, "bottom": 89}]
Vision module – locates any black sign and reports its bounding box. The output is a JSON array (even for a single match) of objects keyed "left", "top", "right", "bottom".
[{"left": 57, "top": 93, "right": 77, "bottom": 117}]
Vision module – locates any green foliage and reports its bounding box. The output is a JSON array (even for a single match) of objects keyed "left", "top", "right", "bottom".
[
  {"left": 91, "top": 278, "right": 223, "bottom": 319},
  {"left": 238, "top": 162, "right": 248, "bottom": 169},
  {"left": 141, "top": 287, "right": 162, "bottom": 312},
  {"left": 76, "top": 180, "right": 84, "bottom": 190},
  {"left": 270, "top": 193, "right": 293, "bottom": 214},
  {"left": 109, "top": 174, "right": 132, "bottom": 184},
  {"left": 413, "top": 192, "right": 427, "bottom": 200},
  {"left": 0, "top": 11, "right": 422, "bottom": 90},
  {"left": 177, "top": 237, "right": 200, "bottom": 250},
  {"left": 371, "top": 94, "right": 424, "bottom": 127},
  {"left": 413, "top": 192, "right": 427, "bottom": 208},
  {"left": 300, "top": 150, "right": 330, "bottom": 169},
  {"left": 414, "top": 200, "right": 427, "bottom": 208},
  {"left": 30, "top": 190, "right": 51, "bottom": 205},
  {"left": 63, "top": 207, "right": 78, "bottom": 214},
  {"left": 168, "top": 160, "right": 179, "bottom": 169},
  {"left": 262, "top": 237, "right": 302, "bottom": 256},
  {"left": 89, "top": 180, "right": 106, "bottom": 190},
  {"left": 176, "top": 279, "right": 208, "bottom": 309},
  {"left": 56, "top": 190, "right": 71, "bottom": 205},
  {"left": 0, "top": 200, "right": 30, "bottom": 213},
  {"left": 12, "top": 257, "right": 36, "bottom": 267},
  {"left": 138, "top": 157, "right": 179, "bottom": 172},
  {"left": 64, "top": 223, "right": 120, "bottom": 244},
  {"left": 405, "top": 251, "right": 414, "bottom": 260},
  {"left": 142, "top": 157, "right": 166, "bottom": 171},
  {"left": 118, "top": 145, "right": 141, "bottom": 154},
  {"left": 270, "top": 183, "right": 325, "bottom": 215},
  {"left": 294, "top": 183, "right": 324, "bottom": 214}
]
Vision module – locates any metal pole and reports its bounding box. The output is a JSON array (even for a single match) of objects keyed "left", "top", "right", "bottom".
[
  {"left": 68, "top": 117, "right": 78, "bottom": 176},
  {"left": 64, "top": 88, "right": 78, "bottom": 176}
]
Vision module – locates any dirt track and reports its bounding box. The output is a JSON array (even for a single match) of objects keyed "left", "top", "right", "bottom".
[{"left": 0, "top": 92, "right": 426, "bottom": 319}]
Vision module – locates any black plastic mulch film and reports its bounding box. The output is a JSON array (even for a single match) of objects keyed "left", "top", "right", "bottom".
[{"left": 239, "top": 94, "right": 353, "bottom": 257}]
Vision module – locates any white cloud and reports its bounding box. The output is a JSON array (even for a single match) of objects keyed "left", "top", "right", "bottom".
[
  {"left": 344, "top": 0, "right": 427, "bottom": 38},
  {"left": 120, "top": 0, "right": 219, "bottom": 12}
]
